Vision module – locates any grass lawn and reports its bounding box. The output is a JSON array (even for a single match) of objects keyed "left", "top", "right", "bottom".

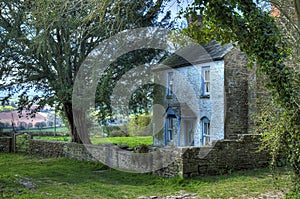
[
  {"left": 21, "top": 127, "right": 69, "bottom": 133},
  {"left": 33, "top": 136, "right": 153, "bottom": 148},
  {"left": 0, "top": 153, "right": 292, "bottom": 199}
]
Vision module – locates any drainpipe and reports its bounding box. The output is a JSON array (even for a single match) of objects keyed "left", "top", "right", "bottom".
[{"left": 164, "top": 119, "right": 167, "bottom": 146}]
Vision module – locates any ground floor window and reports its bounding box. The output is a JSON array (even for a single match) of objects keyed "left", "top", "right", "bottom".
[
  {"left": 167, "top": 116, "right": 175, "bottom": 142},
  {"left": 201, "top": 117, "right": 210, "bottom": 145}
]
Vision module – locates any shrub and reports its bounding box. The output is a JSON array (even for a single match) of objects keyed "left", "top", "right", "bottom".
[
  {"left": 0, "top": 106, "right": 16, "bottom": 112},
  {"left": 285, "top": 185, "right": 300, "bottom": 199},
  {"left": 127, "top": 114, "right": 152, "bottom": 136},
  {"left": 102, "top": 125, "right": 128, "bottom": 137}
]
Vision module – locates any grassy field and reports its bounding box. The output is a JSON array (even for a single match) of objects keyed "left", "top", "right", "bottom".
[
  {"left": 0, "top": 153, "right": 292, "bottom": 198},
  {"left": 33, "top": 136, "right": 153, "bottom": 148},
  {"left": 21, "top": 127, "right": 69, "bottom": 133},
  {"left": 2, "top": 127, "right": 69, "bottom": 133}
]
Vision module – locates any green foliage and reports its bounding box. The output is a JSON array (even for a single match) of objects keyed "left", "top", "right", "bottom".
[
  {"left": 34, "top": 135, "right": 70, "bottom": 142},
  {"left": 15, "top": 133, "right": 30, "bottom": 152},
  {"left": 185, "top": 0, "right": 294, "bottom": 107},
  {"left": 0, "top": 0, "right": 169, "bottom": 143},
  {"left": 19, "top": 127, "right": 68, "bottom": 134},
  {"left": 101, "top": 125, "right": 128, "bottom": 137},
  {"left": 92, "top": 136, "right": 153, "bottom": 148},
  {"left": 285, "top": 184, "right": 300, "bottom": 198},
  {"left": 34, "top": 135, "right": 153, "bottom": 149},
  {"left": 254, "top": 96, "right": 291, "bottom": 166},
  {"left": 185, "top": 0, "right": 300, "bottom": 192},
  {"left": 0, "top": 106, "right": 16, "bottom": 112},
  {"left": 127, "top": 114, "right": 152, "bottom": 136},
  {"left": 95, "top": 51, "right": 164, "bottom": 123}
]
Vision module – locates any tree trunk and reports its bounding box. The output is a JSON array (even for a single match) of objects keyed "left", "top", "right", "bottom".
[
  {"left": 63, "top": 102, "right": 91, "bottom": 144},
  {"left": 294, "top": 0, "right": 300, "bottom": 28}
]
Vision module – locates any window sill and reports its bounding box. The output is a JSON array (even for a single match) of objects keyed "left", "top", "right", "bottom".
[{"left": 200, "top": 95, "right": 210, "bottom": 99}]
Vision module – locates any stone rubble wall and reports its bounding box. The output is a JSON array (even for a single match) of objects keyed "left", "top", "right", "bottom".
[
  {"left": 28, "top": 134, "right": 269, "bottom": 178},
  {"left": 0, "top": 137, "right": 12, "bottom": 152},
  {"left": 179, "top": 134, "right": 270, "bottom": 177},
  {"left": 28, "top": 140, "right": 181, "bottom": 174},
  {"left": 29, "top": 140, "right": 97, "bottom": 161},
  {"left": 153, "top": 134, "right": 270, "bottom": 177}
]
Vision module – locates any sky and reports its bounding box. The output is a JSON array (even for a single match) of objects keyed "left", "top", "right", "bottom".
[{"left": 160, "top": 0, "right": 193, "bottom": 27}]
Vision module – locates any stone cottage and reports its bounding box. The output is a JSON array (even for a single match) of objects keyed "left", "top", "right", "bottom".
[{"left": 152, "top": 41, "right": 253, "bottom": 147}]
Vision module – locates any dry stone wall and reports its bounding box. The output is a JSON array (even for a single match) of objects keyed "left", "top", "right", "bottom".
[
  {"left": 0, "top": 137, "right": 12, "bottom": 152},
  {"left": 28, "top": 134, "right": 270, "bottom": 178},
  {"left": 153, "top": 134, "right": 270, "bottom": 177},
  {"left": 29, "top": 140, "right": 96, "bottom": 160},
  {"left": 29, "top": 140, "right": 181, "bottom": 173},
  {"left": 179, "top": 134, "right": 269, "bottom": 177}
]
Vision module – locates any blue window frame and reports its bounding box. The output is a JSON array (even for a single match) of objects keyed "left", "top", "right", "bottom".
[
  {"left": 201, "top": 117, "right": 210, "bottom": 145},
  {"left": 202, "top": 67, "right": 210, "bottom": 96},
  {"left": 167, "top": 72, "right": 174, "bottom": 97},
  {"left": 167, "top": 117, "right": 174, "bottom": 141},
  {"left": 164, "top": 108, "right": 181, "bottom": 146}
]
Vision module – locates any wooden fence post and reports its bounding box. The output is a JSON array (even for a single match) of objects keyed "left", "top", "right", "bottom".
[{"left": 12, "top": 132, "right": 16, "bottom": 152}]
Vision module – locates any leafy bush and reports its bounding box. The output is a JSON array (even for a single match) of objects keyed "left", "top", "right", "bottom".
[
  {"left": 254, "top": 96, "right": 300, "bottom": 194},
  {"left": 101, "top": 126, "right": 128, "bottom": 137},
  {"left": 285, "top": 185, "right": 300, "bottom": 199},
  {"left": 0, "top": 106, "right": 16, "bottom": 112},
  {"left": 127, "top": 114, "right": 152, "bottom": 136}
]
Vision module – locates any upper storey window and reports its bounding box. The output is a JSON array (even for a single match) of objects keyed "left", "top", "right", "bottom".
[
  {"left": 167, "top": 72, "right": 174, "bottom": 97},
  {"left": 202, "top": 67, "right": 210, "bottom": 96}
]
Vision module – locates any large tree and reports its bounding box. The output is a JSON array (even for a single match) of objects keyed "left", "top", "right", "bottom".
[
  {"left": 185, "top": 0, "right": 300, "bottom": 195},
  {"left": 0, "top": 0, "right": 170, "bottom": 143}
]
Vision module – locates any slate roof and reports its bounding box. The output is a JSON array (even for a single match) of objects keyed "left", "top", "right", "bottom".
[{"left": 156, "top": 41, "right": 233, "bottom": 70}]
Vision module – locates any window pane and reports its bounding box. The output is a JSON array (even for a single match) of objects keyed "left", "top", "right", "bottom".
[
  {"left": 205, "top": 82, "right": 210, "bottom": 93},
  {"left": 205, "top": 70, "right": 210, "bottom": 81},
  {"left": 168, "top": 72, "right": 174, "bottom": 96},
  {"left": 168, "top": 117, "right": 174, "bottom": 141},
  {"left": 202, "top": 118, "right": 210, "bottom": 145},
  {"left": 207, "top": 123, "right": 210, "bottom": 135},
  {"left": 202, "top": 68, "right": 210, "bottom": 95}
]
